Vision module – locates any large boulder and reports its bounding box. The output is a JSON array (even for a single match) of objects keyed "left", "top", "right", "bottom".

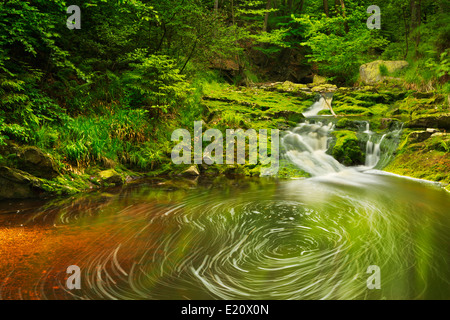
[
  {"left": 0, "top": 166, "right": 44, "bottom": 199},
  {"left": 359, "top": 60, "right": 409, "bottom": 85},
  {"left": 312, "top": 74, "right": 327, "bottom": 85},
  {"left": 17, "top": 146, "right": 59, "bottom": 179}
]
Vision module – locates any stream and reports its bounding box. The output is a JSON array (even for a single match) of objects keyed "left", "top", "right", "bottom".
[{"left": 0, "top": 118, "right": 449, "bottom": 300}]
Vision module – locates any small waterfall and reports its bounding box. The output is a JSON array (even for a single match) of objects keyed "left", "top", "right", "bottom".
[
  {"left": 282, "top": 121, "right": 345, "bottom": 176},
  {"left": 283, "top": 120, "right": 403, "bottom": 177},
  {"left": 365, "top": 134, "right": 386, "bottom": 167},
  {"left": 363, "top": 122, "right": 386, "bottom": 168},
  {"left": 303, "top": 93, "right": 334, "bottom": 118}
]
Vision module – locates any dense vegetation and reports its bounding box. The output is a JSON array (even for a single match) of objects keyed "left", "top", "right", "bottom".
[{"left": 0, "top": 0, "right": 449, "bottom": 197}]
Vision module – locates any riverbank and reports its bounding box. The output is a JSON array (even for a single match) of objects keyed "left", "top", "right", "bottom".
[{"left": 1, "top": 80, "right": 449, "bottom": 200}]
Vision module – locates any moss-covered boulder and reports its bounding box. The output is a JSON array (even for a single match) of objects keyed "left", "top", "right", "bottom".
[
  {"left": 330, "top": 131, "right": 365, "bottom": 166},
  {"left": 0, "top": 166, "right": 45, "bottom": 199},
  {"left": 98, "top": 169, "right": 125, "bottom": 186},
  {"left": 406, "top": 115, "right": 450, "bottom": 130},
  {"left": 359, "top": 60, "right": 408, "bottom": 85},
  {"left": 276, "top": 81, "right": 309, "bottom": 92},
  {"left": 312, "top": 75, "right": 327, "bottom": 85},
  {"left": 17, "top": 146, "right": 59, "bottom": 179}
]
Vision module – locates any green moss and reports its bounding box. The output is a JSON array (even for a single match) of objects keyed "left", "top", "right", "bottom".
[
  {"left": 276, "top": 160, "right": 310, "bottom": 179},
  {"left": 384, "top": 132, "right": 450, "bottom": 185},
  {"left": 379, "top": 64, "right": 389, "bottom": 77},
  {"left": 389, "top": 95, "right": 447, "bottom": 119},
  {"left": 331, "top": 130, "right": 365, "bottom": 166}
]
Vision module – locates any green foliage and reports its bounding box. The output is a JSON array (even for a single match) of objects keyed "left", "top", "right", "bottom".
[
  {"left": 379, "top": 64, "right": 389, "bottom": 77},
  {"left": 123, "top": 52, "right": 192, "bottom": 113},
  {"left": 293, "top": 10, "right": 389, "bottom": 84},
  {"left": 425, "top": 51, "right": 450, "bottom": 79}
]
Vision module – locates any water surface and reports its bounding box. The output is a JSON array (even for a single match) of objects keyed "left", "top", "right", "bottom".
[{"left": 0, "top": 173, "right": 448, "bottom": 300}]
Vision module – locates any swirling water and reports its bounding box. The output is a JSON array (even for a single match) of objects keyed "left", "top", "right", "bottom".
[
  {"left": 0, "top": 121, "right": 448, "bottom": 300},
  {"left": 0, "top": 173, "right": 449, "bottom": 300}
]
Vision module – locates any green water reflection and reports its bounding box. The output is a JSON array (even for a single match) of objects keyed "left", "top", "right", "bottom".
[{"left": 0, "top": 172, "right": 449, "bottom": 300}]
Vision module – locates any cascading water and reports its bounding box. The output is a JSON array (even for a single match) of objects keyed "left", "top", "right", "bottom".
[
  {"left": 365, "top": 134, "right": 386, "bottom": 167},
  {"left": 282, "top": 122, "right": 344, "bottom": 176},
  {"left": 282, "top": 120, "right": 402, "bottom": 177},
  {"left": 302, "top": 93, "right": 334, "bottom": 117},
  {"left": 363, "top": 122, "right": 387, "bottom": 168}
]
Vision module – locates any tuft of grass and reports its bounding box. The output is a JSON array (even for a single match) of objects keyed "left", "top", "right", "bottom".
[{"left": 379, "top": 64, "right": 389, "bottom": 77}]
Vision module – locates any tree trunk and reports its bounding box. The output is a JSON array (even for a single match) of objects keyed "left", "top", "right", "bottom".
[
  {"left": 323, "top": 0, "right": 329, "bottom": 17},
  {"left": 410, "top": 0, "right": 422, "bottom": 58},
  {"left": 214, "top": 0, "right": 219, "bottom": 13},
  {"left": 338, "top": 0, "right": 349, "bottom": 33},
  {"left": 287, "top": 0, "right": 293, "bottom": 11},
  {"left": 231, "top": 0, "right": 235, "bottom": 25},
  {"left": 402, "top": 6, "right": 409, "bottom": 59},
  {"left": 263, "top": 0, "right": 272, "bottom": 32}
]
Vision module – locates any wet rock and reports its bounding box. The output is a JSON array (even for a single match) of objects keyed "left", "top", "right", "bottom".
[
  {"left": 181, "top": 165, "right": 200, "bottom": 177},
  {"left": 0, "top": 166, "right": 44, "bottom": 199},
  {"left": 407, "top": 115, "right": 450, "bottom": 130},
  {"left": 380, "top": 118, "right": 393, "bottom": 130},
  {"left": 98, "top": 169, "right": 125, "bottom": 186},
  {"left": 359, "top": 60, "right": 409, "bottom": 85},
  {"left": 409, "top": 131, "right": 433, "bottom": 142},
  {"left": 17, "top": 146, "right": 59, "bottom": 179}
]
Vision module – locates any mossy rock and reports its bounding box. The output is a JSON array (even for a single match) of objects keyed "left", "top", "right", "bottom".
[
  {"left": 0, "top": 166, "right": 45, "bottom": 199},
  {"left": 310, "top": 84, "right": 338, "bottom": 92},
  {"left": 312, "top": 75, "right": 327, "bottom": 85},
  {"left": 330, "top": 131, "right": 365, "bottom": 166},
  {"left": 335, "top": 118, "right": 364, "bottom": 130},
  {"left": 181, "top": 165, "right": 200, "bottom": 177},
  {"left": 98, "top": 169, "right": 125, "bottom": 186},
  {"left": 406, "top": 115, "right": 450, "bottom": 130},
  {"left": 359, "top": 60, "right": 409, "bottom": 85},
  {"left": 17, "top": 146, "right": 59, "bottom": 179},
  {"left": 271, "top": 110, "right": 305, "bottom": 123}
]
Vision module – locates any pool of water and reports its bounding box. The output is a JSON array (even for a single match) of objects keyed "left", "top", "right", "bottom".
[{"left": 0, "top": 172, "right": 449, "bottom": 300}]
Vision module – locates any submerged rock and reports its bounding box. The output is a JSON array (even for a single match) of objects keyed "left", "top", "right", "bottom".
[
  {"left": 359, "top": 60, "right": 408, "bottom": 85},
  {"left": 0, "top": 166, "right": 44, "bottom": 199}
]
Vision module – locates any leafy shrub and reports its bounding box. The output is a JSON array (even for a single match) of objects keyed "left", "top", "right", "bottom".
[{"left": 123, "top": 52, "right": 192, "bottom": 113}]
